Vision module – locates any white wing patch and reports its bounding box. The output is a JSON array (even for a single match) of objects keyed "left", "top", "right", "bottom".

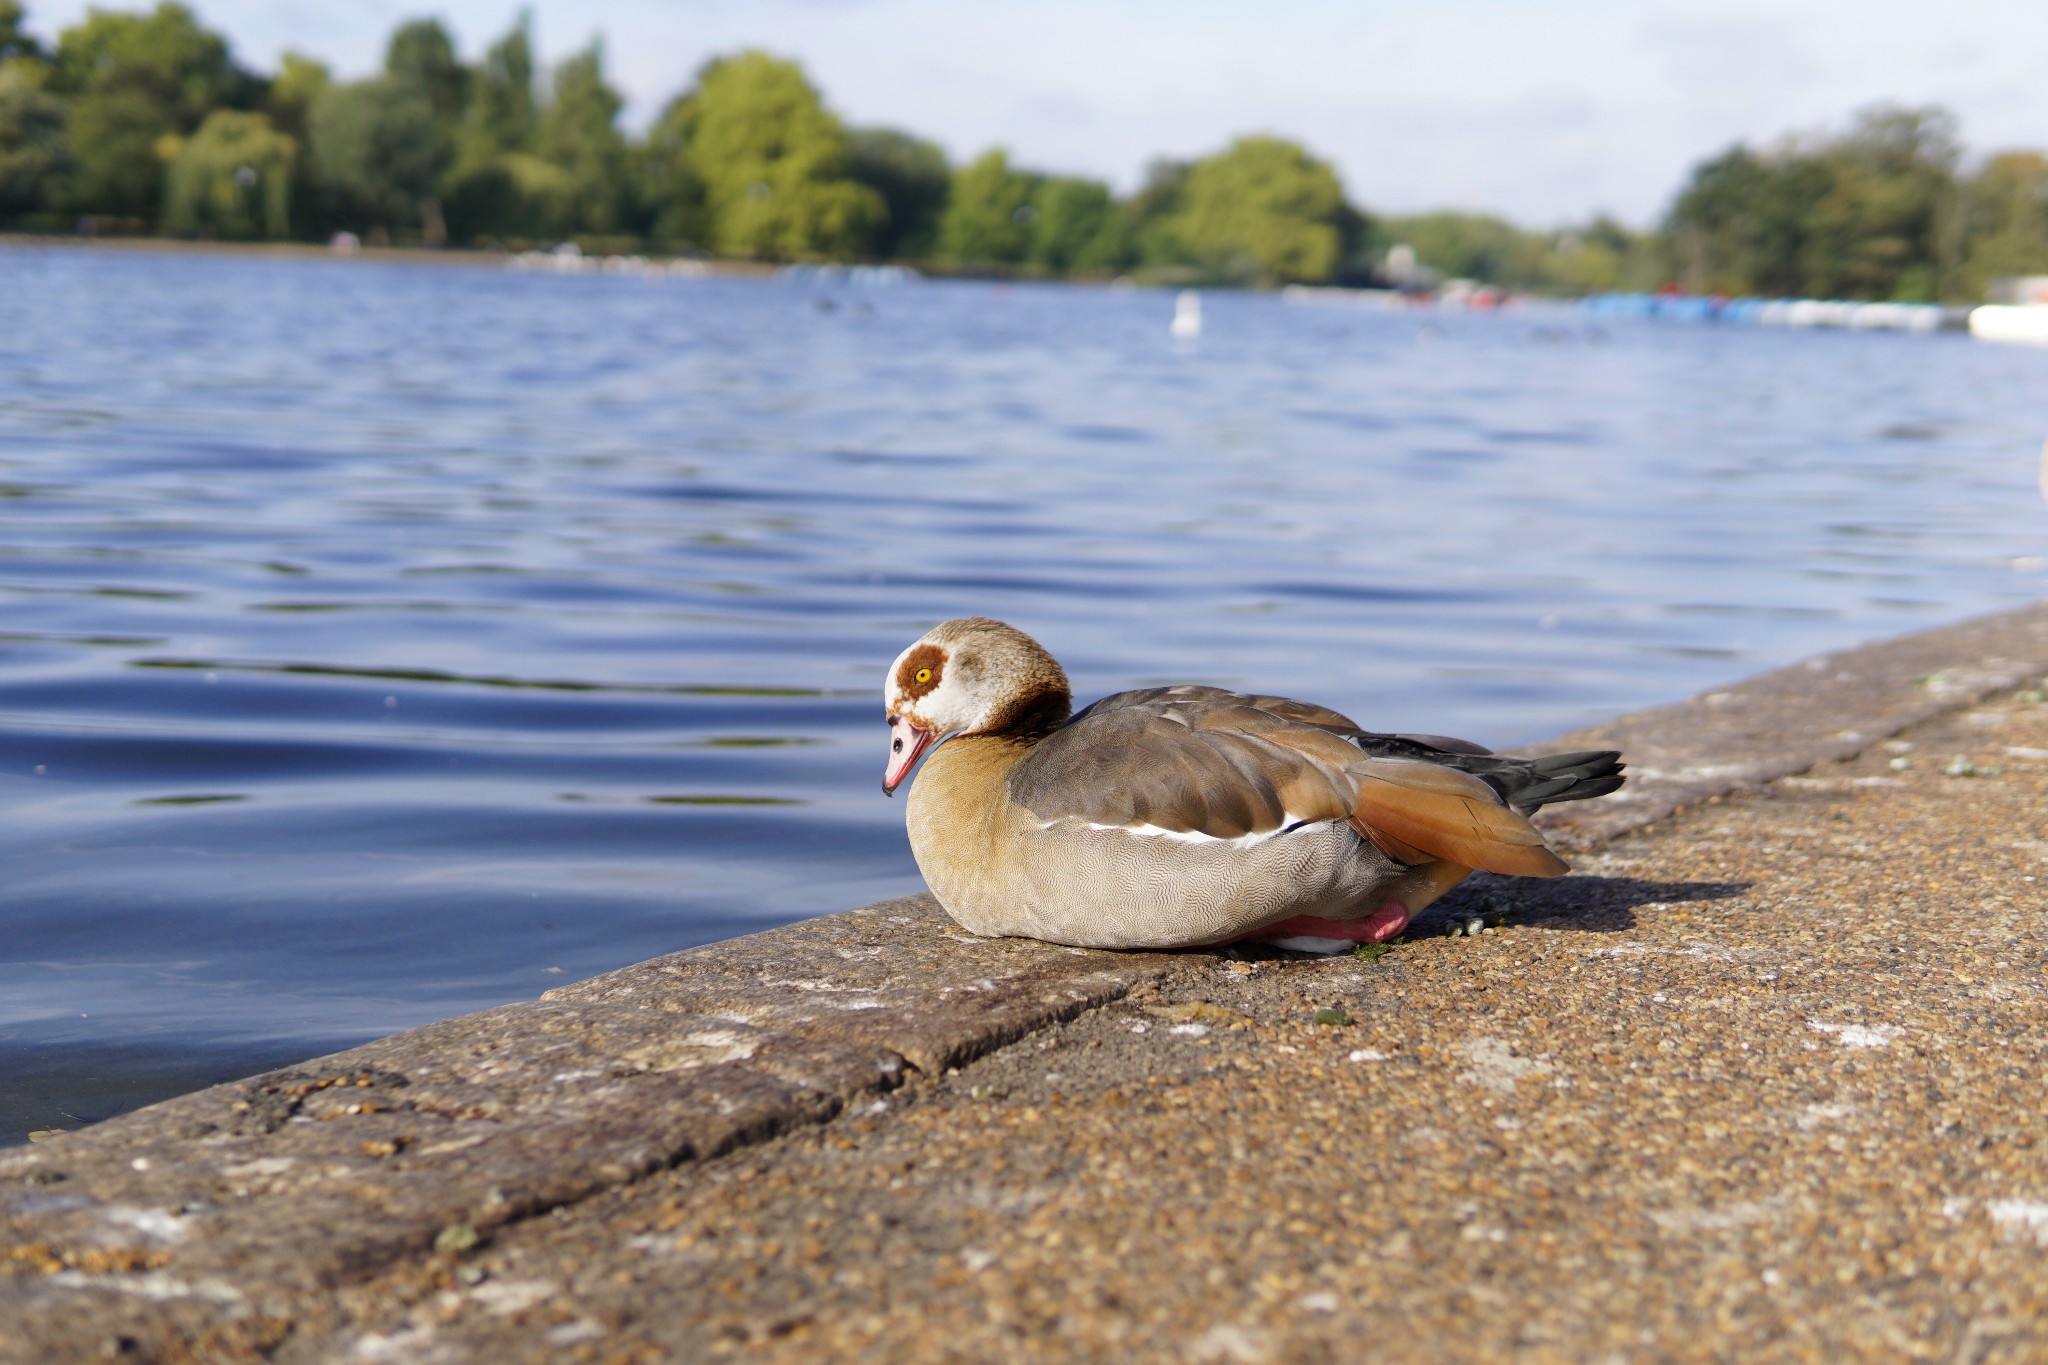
[{"left": 1065, "top": 817, "right": 1327, "bottom": 850}]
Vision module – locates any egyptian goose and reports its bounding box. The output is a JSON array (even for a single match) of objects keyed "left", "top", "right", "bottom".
[{"left": 883, "top": 618, "right": 1624, "bottom": 952}]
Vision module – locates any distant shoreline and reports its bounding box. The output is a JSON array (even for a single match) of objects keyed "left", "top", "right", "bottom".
[
  {"left": 10, "top": 240, "right": 2024, "bottom": 339},
  {"left": 0, "top": 234, "right": 1189, "bottom": 289},
  {"left": 0, "top": 233, "right": 781, "bottom": 277},
  {"left": 0, "top": 235, "right": 1462, "bottom": 306}
]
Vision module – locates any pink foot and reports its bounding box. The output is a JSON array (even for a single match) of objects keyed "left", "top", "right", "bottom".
[{"left": 1227, "top": 902, "right": 1412, "bottom": 947}]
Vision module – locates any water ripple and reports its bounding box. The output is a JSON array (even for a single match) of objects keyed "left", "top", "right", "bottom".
[{"left": 1, "top": 247, "right": 2045, "bottom": 1141}]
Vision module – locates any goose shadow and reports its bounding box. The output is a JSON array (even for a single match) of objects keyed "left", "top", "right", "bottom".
[{"left": 1413, "top": 873, "right": 1754, "bottom": 937}]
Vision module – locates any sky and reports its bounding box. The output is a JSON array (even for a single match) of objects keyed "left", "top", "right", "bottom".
[{"left": 27, "top": 0, "right": 2048, "bottom": 225}]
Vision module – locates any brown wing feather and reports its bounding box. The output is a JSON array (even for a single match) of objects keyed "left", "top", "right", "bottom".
[
  {"left": 1008, "top": 691, "right": 1355, "bottom": 836},
  {"left": 1224, "top": 692, "right": 1365, "bottom": 733},
  {"left": 1009, "top": 687, "right": 1570, "bottom": 877},
  {"left": 1348, "top": 759, "right": 1569, "bottom": 877}
]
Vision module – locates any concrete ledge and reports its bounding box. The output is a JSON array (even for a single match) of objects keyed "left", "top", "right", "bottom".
[
  {"left": 0, "top": 901, "right": 1172, "bottom": 1353},
  {"left": 4, "top": 603, "right": 2047, "bottom": 1357},
  {"left": 1529, "top": 601, "right": 2048, "bottom": 845}
]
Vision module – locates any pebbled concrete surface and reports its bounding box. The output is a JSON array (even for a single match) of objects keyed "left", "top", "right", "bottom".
[
  {"left": 306, "top": 680, "right": 2048, "bottom": 1364},
  {"left": 0, "top": 907, "right": 1174, "bottom": 1359},
  {"left": 3, "top": 604, "right": 2047, "bottom": 1362},
  {"left": 1529, "top": 599, "right": 2048, "bottom": 848}
]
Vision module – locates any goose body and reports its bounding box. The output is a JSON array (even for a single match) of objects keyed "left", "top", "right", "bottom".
[{"left": 883, "top": 619, "right": 1624, "bottom": 951}]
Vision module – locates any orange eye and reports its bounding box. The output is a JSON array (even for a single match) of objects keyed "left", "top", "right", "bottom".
[{"left": 914, "top": 668, "right": 932, "bottom": 684}]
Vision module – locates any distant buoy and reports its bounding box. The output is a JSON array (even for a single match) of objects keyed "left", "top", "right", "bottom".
[{"left": 1171, "top": 290, "right": 1202, "bottom": 338}]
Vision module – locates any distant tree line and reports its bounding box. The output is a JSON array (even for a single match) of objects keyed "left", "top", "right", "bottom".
[
  {"left": 3, "top": 2, "right": 2045, "bottom": 299},
  {"left": 1662, "top": 105, "right": 2048, "bottom": 303},
  {"left": 1305, "top": 106, "right": 2048, "bottom": 303},
  {"left": 0, "top": 2, "right": 1373, "bottom": 282}
]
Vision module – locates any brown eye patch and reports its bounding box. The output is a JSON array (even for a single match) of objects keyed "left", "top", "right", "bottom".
[{"left": 896, "top": 644, "right": 944, "bottom": 699}]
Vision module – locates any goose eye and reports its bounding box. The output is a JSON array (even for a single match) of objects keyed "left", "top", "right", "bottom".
[
  {"left": 915, "top": 668, "right": 932, "bottom": 684},
  {"left": 892, "top": 737, "right": 903, "bottom": 753}
]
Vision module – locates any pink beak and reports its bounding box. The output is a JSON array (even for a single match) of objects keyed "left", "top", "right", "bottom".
[{"left": 883, "top": 717, "right": 935, "bottom": 795}]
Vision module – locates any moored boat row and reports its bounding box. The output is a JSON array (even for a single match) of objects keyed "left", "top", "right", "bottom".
[{"left": 1581, "top": 292, "right": 1970, "bottom": 332}]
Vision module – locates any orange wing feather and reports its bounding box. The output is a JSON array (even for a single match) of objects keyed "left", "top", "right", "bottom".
[{"left": 1347, "top": 759, "right": 1569, "bottom": 878}]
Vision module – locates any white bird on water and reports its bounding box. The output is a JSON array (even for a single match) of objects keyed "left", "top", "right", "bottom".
[{"left": 1171, "top": 290, "right": 1202, "bottom": 338}]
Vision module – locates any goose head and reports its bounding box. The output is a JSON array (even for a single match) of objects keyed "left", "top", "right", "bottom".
[{"left": 882, "top": 617, "right": 1072, "bottom": 794}]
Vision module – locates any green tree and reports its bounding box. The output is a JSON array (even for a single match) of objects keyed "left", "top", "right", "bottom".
[
  {"left": 61, "top": 67, "right": 179, "bottom": 218},
  {"left": 1166, "top": 135, "right": 1347, "bottom": 283},
  {"left": 1, "top": 0, "right": 41, "bottom": 61},
  {"left": 1380, "top": 211, "right": 1540, "bottom": 285},
  {"left": 263, "top": 51, "right": 326, "bottom": 140},
  {"left": 534, "top": 41, "right": 630, "bottom": 236},
  {"left": 258, "top": 52, "right": 326, "bottom": 237},
  {"left": 657, "top": 50, "right": 881, "bottom": 259},
  {"left": 161, "top": 107, "right": 292, "bottom": 237},
  {"left": 1665, "top": 105, "right": 1961, "bottom": 300},
  {"left": 444, "top": 149, "right": 568, "bottom": 244},
  {"left": 635, "top": 101, "right": 705, "bottom": 247},
  {"left": 0, "top": 54, "right": 67, "bottom": 218},
  {"left": 1803, "top": 105, "right": 1958, "bottom": 301},
  {"left": 1028, "top": 175, "right": 1125, "bottom": 272},
  {"left": 308, "top": 76, "right": 448, "bottom": 240},
  {"left": 1358, "top": 212, "right": 1635, "bottom": 294},
  {"left": 1538, "top": 216, "right": 1655, "bottom": 295},
  {"left": 1668, "top": 145, "right": 1767, "bottom": 293},
  {"left": 51, "top": 2, "right": 253, "bottom": 223},
  {"left": 440, "top": 25, "right": 673, "bottom": 247},
  {"left": 845, "top": 126, "right": 948, "bottom": 259},
  {"left": 385, "top": 18, "right": 465, "bottom": 122},
  {"left": 376, "top": 18, "right": 471, "bottom": 243},
  {"left": 1666, "top": 144, "right": 1835, "bottom": 296},
  {"left": 1124, "top": 157, "right": 1191, "bottom": 269},
  {"left": 443, "top": 14, "right": 543, "bottom": 245},
  {"left": 457, "top": 13, "right": 534, "bottom": 163},
  {"left": 1959, "top": 151, "right": 2048, "bottom": 299},
  {"left": 52, "top": 2, "right": 250, "bottom": 124},
  {"left": 937, "top": 148, "right": 1038, "bottom": 264}
]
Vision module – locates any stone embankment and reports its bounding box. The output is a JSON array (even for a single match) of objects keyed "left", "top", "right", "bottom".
[{"left": 4, "top": 605, "right": 2048, "bottom": 1362}]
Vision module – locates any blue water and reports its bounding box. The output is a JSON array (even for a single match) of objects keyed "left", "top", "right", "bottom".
[{"left": 3, "top": 246, "right": 2045, "bottom": 1141}]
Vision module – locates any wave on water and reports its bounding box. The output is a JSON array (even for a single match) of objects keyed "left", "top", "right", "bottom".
[{"left": 1, "top": 247, "right": 2044, "bottom": 1141}]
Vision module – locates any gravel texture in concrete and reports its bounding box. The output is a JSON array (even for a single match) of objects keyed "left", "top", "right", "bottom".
[
  {"left": 310, "top": 683, "right": 2048, "bottom": 1364},
  {"left": 0, "top": 908, "right": 1173, "bottom": 1358},
  {"left": 3, "top": 605, "right": 2047, "bottom": 1362},
  {"left": 1529, "top": 600, "right": 2048, "bottom": 847}
]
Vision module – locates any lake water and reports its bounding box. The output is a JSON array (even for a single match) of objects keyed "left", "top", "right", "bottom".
[{"left": 3, "top": 245, "right": 2045, "bottom": 1143}]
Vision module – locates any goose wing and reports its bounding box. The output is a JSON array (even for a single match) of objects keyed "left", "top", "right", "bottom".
[{"left": 1008, "top": 686, "right": 1573, "bottom": 876}]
